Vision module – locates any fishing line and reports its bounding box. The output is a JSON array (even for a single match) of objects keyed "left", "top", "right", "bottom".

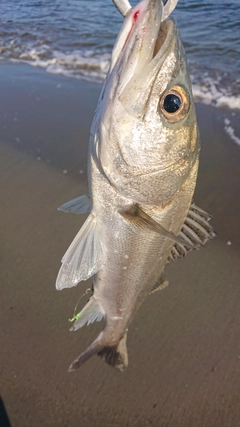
[{"left": 69, "top": 288, "right": 92, "bottom": 322}]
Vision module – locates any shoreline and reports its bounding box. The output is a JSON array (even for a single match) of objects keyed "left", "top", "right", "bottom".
[
  {"left": 1, "top": 61, "right": 240, "bottom": 427},
  {"left": 0, "top": 60, "right": 240, "bottom": 156}
]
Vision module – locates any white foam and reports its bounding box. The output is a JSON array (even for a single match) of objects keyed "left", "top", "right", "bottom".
[
  {"left": 42, "top": 50, "right": 111, "bottom": 82},
  {"left": 224, "top": 118, "right": 240, "bottom": 147},
  {"left": 1, "top": 41, "right": 240, "bottom": 112},
  {"left": 192, "top": 83, "right": 240, "bottom": 111},
  {"left": 0, "top": 42, "right": 111, "bottom": 83},
  {"left": 216, "top": 96, "right": 240, "bottom": 110}
]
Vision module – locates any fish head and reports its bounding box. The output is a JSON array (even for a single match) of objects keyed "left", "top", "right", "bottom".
[{"left": 96, "top": 0, "right": 200, "bottom": 205}]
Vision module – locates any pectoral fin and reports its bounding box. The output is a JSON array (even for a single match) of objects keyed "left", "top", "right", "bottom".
[
  {"left": 120, "top": 205, "right": 196, "bottom": 249},
  {"left": 58, "top": 194, "right": 92, "bottom": 214},
  {"left": 56, "top": 213, "right": 103, "bottom": 290}
]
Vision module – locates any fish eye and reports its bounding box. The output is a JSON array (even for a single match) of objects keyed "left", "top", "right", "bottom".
[
  {"left": 159, "top": 86, "right": 189, "bottom": 123},
  {"left": 163, "top": 94, "right": 181, "bottom": 113}
]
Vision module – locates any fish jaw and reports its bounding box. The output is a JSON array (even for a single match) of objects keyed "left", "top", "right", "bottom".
[
  {"left": 109, "top": 0, "right": 163, "bottom": 87},
  {"left": 89, "top": 0, "right": 164, "bottom": 153}
]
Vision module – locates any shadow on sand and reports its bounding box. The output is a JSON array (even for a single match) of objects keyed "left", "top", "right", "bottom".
[{"left": 0, "top": 395, "right": 11, "bottom": 427}]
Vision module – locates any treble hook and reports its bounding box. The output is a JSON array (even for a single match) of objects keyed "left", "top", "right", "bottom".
[
  {"left": 112, "top": 0, "right": 179, "bottom": 21},
  {"left": 112, "top": 0, "right": 132, "bottom": 17},
  {"left": 161, "top": 0, "right": 179, "bottom": 21}
]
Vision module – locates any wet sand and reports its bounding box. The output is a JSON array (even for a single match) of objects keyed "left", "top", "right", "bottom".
[{"left": 1, "top": 62, "right": 240, "bottom": 427}]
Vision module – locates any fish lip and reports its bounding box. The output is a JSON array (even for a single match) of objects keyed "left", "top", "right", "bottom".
[
  {"left": 131, "top": 0, "right": 173, "bottom": 66},
  {"left": 109, "top": 0, "right": 163, "bottom": 77},
  {"left": 153, "top": 17, "right": 176, "bottom": 59},
  {"left": 128, "top": 1, "right": 177, "bottom": 67},
  {"left": 127, "top": 16, "right": 178, "bottom": 88},
  {"left": 142, "top": 0, "right": 177, "bottom": 59},
  {"left": 107, "top": 2, "right": 177, "bottom": 101},
  {"left": 117, "top": 16, "right": 177, "bottom": 120}
]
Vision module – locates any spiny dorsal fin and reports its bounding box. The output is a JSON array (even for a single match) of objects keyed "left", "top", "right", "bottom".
[
  {"left": 167, "top": 203, "right": 216, "bottom": 263},
  {"left": 149, "top": 272, "right": 169, "bottom": 295},
  {"left": 98, "top": 333, "right": 128, "bottom": 372},
  {"left": 56, "top": 213, "right": 103, "bottom": 290},
  {"left": 58, "top": 194, "right": 92, "bottom": 214}
]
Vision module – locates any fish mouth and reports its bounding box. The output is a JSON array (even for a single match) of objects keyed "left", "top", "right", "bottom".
[
  {"left": 114, "top": 1, "right": 177, "bottom": 118},
  {"left": 153, "top": 18, "right": 174, "bottom": 59},
  {"left": 110, "top": 0, "right": 177, "bottom": 86}
]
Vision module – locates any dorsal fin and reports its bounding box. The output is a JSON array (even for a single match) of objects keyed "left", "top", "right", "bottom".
[{"left": 167, "top": 203, "right": 216, "bottom": 263}]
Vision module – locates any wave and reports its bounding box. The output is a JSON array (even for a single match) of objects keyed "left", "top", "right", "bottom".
[
  {"left": 189, "top": 64, "right": 240, "bottom": 110},
  {"left": 224, "top": 118, "right": 240, "bottom": 147},
  {"left": 0, "top": 43, "right": 111, "bottom": 83},
  {"left": 192, "top": 84, "right": 240, "bottom": 111},
  {"left": 0, "top": 44, "right": 239, "bottom": 111}
]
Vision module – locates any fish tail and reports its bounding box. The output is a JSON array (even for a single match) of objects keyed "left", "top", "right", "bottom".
[
  {"left": 68, "top": 332, "right": 128, "bottom": 372},
  {"left": 98, "top": 332, "right": 128, "bottom": 372},
  {"left": 68, "top": 332, "right": 104, "bottom": 372}
]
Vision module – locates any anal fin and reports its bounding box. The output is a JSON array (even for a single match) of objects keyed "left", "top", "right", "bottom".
[{"left": 70, "top": 297, "right": 105, "bottom": 331}]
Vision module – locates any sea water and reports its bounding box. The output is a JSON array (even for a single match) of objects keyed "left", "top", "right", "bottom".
[{"left": 0, "top": 0, "right": 239, "bottom": 110}]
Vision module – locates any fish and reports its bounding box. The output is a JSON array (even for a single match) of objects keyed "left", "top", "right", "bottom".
[{"left": 56, "top": 0, "right": 215, "bottom": 372}]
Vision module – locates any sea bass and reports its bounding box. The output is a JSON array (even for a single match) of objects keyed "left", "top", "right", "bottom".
[{"left": 56, "top": 0, "right": 214, "bottom": 371}]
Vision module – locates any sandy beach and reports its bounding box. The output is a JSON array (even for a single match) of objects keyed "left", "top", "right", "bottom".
[{"left": 0, "top": 61, "right": 240, "bottom": 427}]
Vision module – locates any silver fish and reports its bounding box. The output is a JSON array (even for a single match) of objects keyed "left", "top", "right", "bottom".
[{"left": 56, "top": 0, "right": 215, "bottom": 371}]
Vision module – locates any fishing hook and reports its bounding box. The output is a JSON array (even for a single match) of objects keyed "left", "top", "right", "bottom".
[
  {"left": 112, "top": 0, "right": 132, "bottom": 17},
  {"left": 161, "top": 0, "right": 179, "bottom": 21},
  {"left": 112, "top": 0, "right": 179, "bottom": 21},
  {"left": 69, "top": 288, "right": 92, "bottom": 322}
]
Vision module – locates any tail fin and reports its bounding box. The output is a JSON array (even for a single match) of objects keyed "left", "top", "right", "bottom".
[
  {"left": 98, "top": 333, "right": 128, "bottom": 372},
  {"left": 68, "top": 333, "right": 104, "bottom": 372},
  {"left": 68, "top": 333, "right": 128, "bottom": 372}
]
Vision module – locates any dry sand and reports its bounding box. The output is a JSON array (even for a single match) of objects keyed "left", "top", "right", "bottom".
[{"left": 0, "top": 62, "right": 240, "bottom": 427}]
